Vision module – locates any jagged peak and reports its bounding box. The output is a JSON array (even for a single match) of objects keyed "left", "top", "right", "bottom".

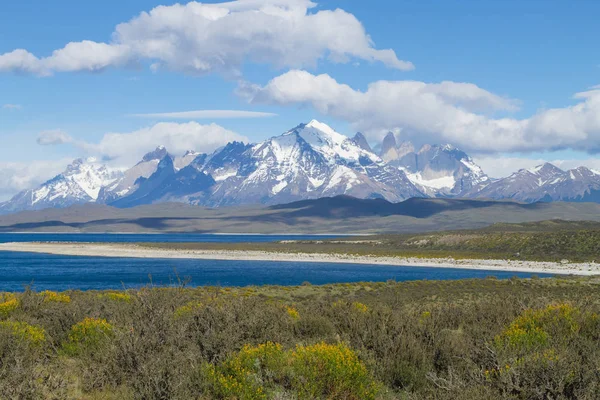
[
  {"left": 142, "top": 146, "right": 169, "bottom": 162},
  {"left": 352, "top": 132, "right": 373, "bottom": 153},
  {"left": 382, "top": 132, "right": 397, "bottom": 146}
]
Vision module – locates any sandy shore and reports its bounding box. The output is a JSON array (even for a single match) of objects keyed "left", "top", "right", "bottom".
[{"left": 0, "top": 242, "right": 598, "bottom": 276}]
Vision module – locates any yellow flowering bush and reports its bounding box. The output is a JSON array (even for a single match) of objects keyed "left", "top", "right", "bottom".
[
  {"left": 290, "top": 342, "right": 380, "bottom": 400},
  {"left": 0, "top": 321, "right": 46, "bottom": 346},
  {"left": 352, "top": 302, "right": 369, "bottom": 314},
  {"left": 63, "top": 317, "right": 113, "bottom": 355},
  {"left": 99, "top": 292, "right": 132, "bottom": 303},
  {"left": 286, "top": 306, "right": 300, "bottom": 320},
  {"left": 205, "top": 342, "right": 285, "bottom": 400},
  {"left": 495, "top": 304, "right": 580, "bottom": 353},
  {"left": 174, "top": 301, "right": 204, "bottom": 319},
  {"left": 0, "top": 294, "right": 19, "bottom": 317},
  {"left": 206, "top": 342, "right": 379, "bottom": 400},
  {"left": 40, "top": 290, "right": 71, "bottom": 303},
  {"left": 206, "top": 342, "right": 380, "bottom": 400}
]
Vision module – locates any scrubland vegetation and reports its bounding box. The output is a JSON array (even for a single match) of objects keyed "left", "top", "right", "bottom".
[
  {"left": 142, "top": 220, "right": 600, "bottom": 262},
  {"left": 1, "top": 276, "right": 600, "bottom": 399}
]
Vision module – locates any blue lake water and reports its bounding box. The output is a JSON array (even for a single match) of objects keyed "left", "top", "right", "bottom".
[
  {"left": 0, "top": 233, "right": 343, "bottom": 244},
  {"left": 1, "top": 252, "right": 555, "bottom": 292},
  {"left": 0, "top": 233, "right": 557, "bottom": 291}
]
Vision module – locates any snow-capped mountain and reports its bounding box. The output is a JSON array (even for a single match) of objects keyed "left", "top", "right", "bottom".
[
  {"left": 110, "top": 152, "right": 215, "bottom": 207},
  {"left": 379, "top": 133, "right": 489, "bottom": 196},
  {"left": 3, "top": 120, "right": 600, "bottom": 215},
  {"left": 101, "top": 120, "right": 424, "bottom": 208},
  {"left": 198, "top": 120, "right": 423, "bottom": 206},
  {"left": 472, "top": 163, "right": 600, "bottom": 202},
  {"left": 0, "top": 158, "right": 121, "bottom": 213},
  {"left": 97, "top": 146, "right": 168, "bottom": 204}
]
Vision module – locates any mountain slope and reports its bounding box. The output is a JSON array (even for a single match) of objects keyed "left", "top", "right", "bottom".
[
  {"left": 473, "top": 163, "right": 600, "bottom": 202},
  {"left": 98, "top": 146, "right": 169, "bottom": 204},
  {"left": 0, "top": 158, "right": 120, "bottom": 214},
  {"left": 378, "top": 135, "right": 489, "bottom": 197}
]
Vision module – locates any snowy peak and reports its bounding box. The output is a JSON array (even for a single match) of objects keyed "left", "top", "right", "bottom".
[
  {"left": 291, "top": 120, "right": 379, "bottom": 164},
  {"left": 0, "top": 158, "right": 121, "bottom": 213},
  {"left": 473, "top": 162, "right": 600, "bottom": 202},
  {"left": 388, "top": 142, "right": 488, "bottom": 197},
  {"left": 527, "top": 162, "right": 564, "bottom": 176}
]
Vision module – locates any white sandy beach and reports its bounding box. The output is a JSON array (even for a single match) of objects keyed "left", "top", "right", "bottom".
[{"left": 1, "top": 242, "right": 598, "bottom": 276}]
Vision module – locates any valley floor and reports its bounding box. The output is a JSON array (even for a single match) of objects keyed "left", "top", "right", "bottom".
[{"left": 1, "top": 241, "right": 598, "bottom": 276}]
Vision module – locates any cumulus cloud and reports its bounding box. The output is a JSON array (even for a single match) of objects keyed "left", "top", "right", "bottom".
[
  {"left": 240, "top": 70, "right": 600, "bottom": 154},
  {"left": 0, "top": 159, "right": 71, "bottom": 201},
  {"left": 2, "top": 104, "right": 22, "bottom": 110},
  {"left": 36, "top": 129, "right": 73, "bottom": 146},
  {"left": 42, "top": 122, "right": 247, "bottom": 167},
  {"left": 0, "top": 0, "right": 412, "bottom": 77},
  {"left": 129, "top": 110, "right": 276, "bottom": 119}
]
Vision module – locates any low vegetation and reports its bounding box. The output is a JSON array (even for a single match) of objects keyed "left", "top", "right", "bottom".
[
  {"left": 141, "top": 220, "right": 600, "bottom": 262},
  {"left": 1, "top": 276, "right": 600, "bottom": 399}
]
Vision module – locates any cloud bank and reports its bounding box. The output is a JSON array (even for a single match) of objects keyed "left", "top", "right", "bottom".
[
  {"left": 38, "top": 122, "right": 248, "bottom": 167},
  {"left": 0, "top": 0, "right": 412, "bottom": 77},
  {"left": 0, "top": 159, "right": 72, "bottom": 201},
  {"left": 130, "top": 110, "right": 277, "bottom": 119},
  {"left": 240, "top": 70, "right": 600, "bottom": 154}
]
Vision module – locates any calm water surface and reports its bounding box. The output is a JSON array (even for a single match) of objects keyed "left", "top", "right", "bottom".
[
  {"left": 0, "top": 251, "right": 554, "bottom": 292},
  {"left": 0, "top": 233, "right": 343, "bottom": 243}
]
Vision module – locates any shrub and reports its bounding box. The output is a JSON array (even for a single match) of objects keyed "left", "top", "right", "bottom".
[
  {"left": 174, "top": 301, "right": 204, "bottom": 319},
  {"left": 99, "top": 292, "right": 132, "bottom": 303},
  {"left": 0, "top": 294, "right": 18, "bottom": 317},
  {"left": 290, "top": 342, "right": 380, "bottom": 400},
  {"left": 352, "top": 302, "right": 369, "bottom": 313},
  {"left": 494, "top": 303, "right": 580, "bottom": 353},
  {"left": 40, "top": 290, "right": 71, "bottom": 303},
  {"left": 205, "top": 342, "right": 285, "bottom": 399},
  {"left": 0, "top": 321, "right": 46, "bottom": 346},
  {"left": 286, "top": 306, "right": 300, "bottom": 320},
  {"left": 205, "top": 342, "right": 379, "bottom": 399},
  {"left": 63, "top": 317, "right": 113, "bottom": 355}
]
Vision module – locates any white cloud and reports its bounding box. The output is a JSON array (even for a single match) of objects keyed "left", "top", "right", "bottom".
[
  {"left": 37, "top": 129, "right": 73, "bottom": 146},
  {"left": 240, "top": 70, "right": 600, "bottom": 154},
  {"left": 44, "top": 122, "right": 247, "bottom": 167},
  {"left": 0, "top": 159, "right": 71, "bottom": 201},
  {"left": 2, "top": 104, "right": 22, "bottom": 110},
  {"left": 129, "top": 110, "right": 277, "bottom": 119},
  {"left": 475, "top": 156, "right": 600, "bottom": 179},
  {"left": 0, "top": 0, "right": 412, "bottom": 77}
]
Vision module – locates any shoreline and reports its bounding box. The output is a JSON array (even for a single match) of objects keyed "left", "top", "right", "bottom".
[{"left": 0, "top": 242, "right": 598, "bottom": 276}]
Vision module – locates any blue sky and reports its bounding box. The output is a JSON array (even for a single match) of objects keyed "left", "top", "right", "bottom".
[{"left": 1, "top": 0, "right": 599, "bottom": 198}]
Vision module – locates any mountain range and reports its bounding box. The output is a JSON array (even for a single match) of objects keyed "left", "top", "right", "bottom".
[{"left": 2, "top": 120, "right": 600, "bottom": 214}]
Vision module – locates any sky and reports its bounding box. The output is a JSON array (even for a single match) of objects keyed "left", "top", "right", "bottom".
[{"left": 1, "top": 0, "right": 599, "bottom": 200}]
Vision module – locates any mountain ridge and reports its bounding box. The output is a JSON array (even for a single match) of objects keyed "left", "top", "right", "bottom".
[{"left": 1, "top": 120, "right": 599, "bottom": 214}]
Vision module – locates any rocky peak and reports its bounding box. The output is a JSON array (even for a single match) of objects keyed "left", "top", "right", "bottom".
[
  {"left": 142, "top": 146, "right": 169, "bottom": 162},
  {"left": 352, "top": 132, "right": 373, "bottom": 153}
]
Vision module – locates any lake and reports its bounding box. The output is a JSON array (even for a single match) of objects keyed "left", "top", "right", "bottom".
[
  {"left": 0, "top": 232, "right": 344, "bottom": 244},
  {"left": 0, "top": 233, "right": 555, "bottom": 291}
]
